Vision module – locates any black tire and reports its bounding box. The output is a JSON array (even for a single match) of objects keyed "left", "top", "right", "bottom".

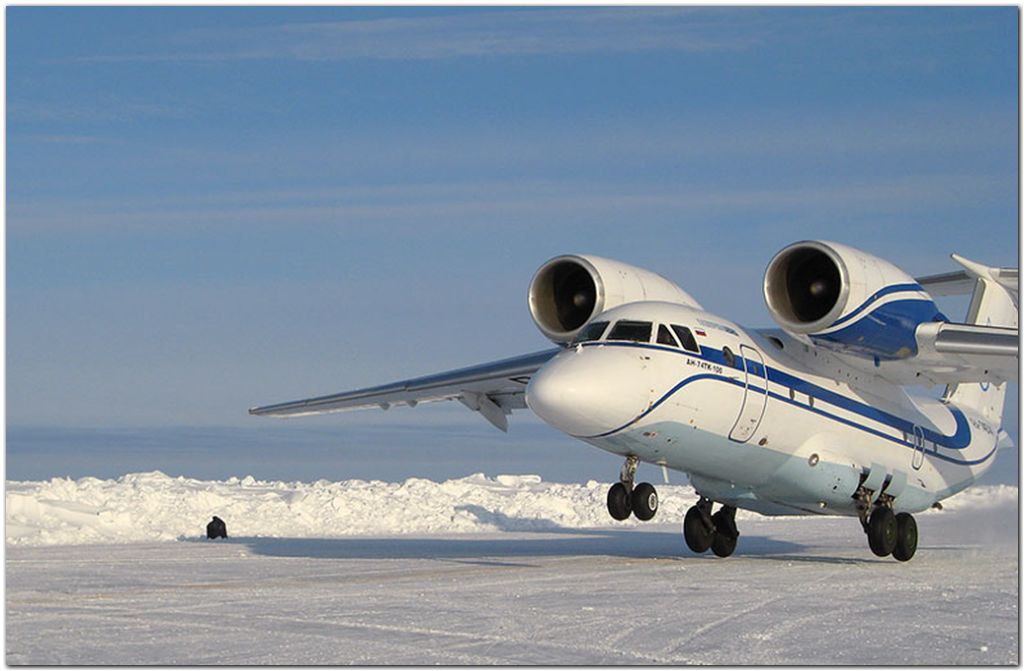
[
  {"left": 631, "top": 483, "right": 658, "bottom": 521},
  {"left": 710, "top": 531, "right": 737, "bottom": 558},
  {"left": 709, "top": 509, "right": 738, "bottom": 557},
  {"left": 607, "top": 482, "right": 632, "bottom": 521},
  {"left": 867, "top": 507, "right": 897, "bottom": 557},
  {"left": 683, "top": 506, "right": 712, "bottom": 553},
  {"left": 892, "top": 512, "right": 918, "bottom": 562}
]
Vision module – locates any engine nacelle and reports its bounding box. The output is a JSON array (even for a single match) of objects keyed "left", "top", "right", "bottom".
[
  {"left": 528, "top": 254, "right": 700, "bottom": 343},
  {"left": 763, "top": 241, "right": 946, "bottom": 360}
]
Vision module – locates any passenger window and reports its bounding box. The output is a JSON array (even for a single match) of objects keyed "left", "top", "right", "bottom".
[
  {"left": 607, "top": 320, "right": 653, "bottom": 343},
  {"left": 722, "top": 346, "right": 737, "bottom": 367},
  {"left": 572, "top": 321, "right": 609, "bottom": 344},
  {"left": 671, "top": 325, "right": 700, "bottom": 353},
  {"left": 656, "top": 324, "right": 679, "bottom": 347}
]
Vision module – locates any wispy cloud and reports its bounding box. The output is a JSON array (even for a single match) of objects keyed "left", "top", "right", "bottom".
[
  {"left": 71, "top": 8, "right": 767, "bottom": 63},
  {"left": 21, "top": 134, "right": 109, "bottom": 145},
  {"left": 8, "top": 172, "right": 1013, "bottom": 236},
  {"left": 8, "top": 98, "right": 192, "bottom": 124}
]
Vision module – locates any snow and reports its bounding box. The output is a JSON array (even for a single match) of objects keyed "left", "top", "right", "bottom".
[
  {"left": 6, "top": 470, "right": 1018, "bottom": 547},
  {"left": 5, "top": 472, "right": 1018, "bottom": 664}
]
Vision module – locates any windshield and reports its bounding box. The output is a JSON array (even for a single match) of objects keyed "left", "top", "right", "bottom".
[
  {"left": 606, "top": 320, "right": 653, "bottom": 343},
  {"left": 671, "top": 324, "right": 700, "bottom": 353},
  {"left": 572, "top": 320, "right": 609, "bottom": 344}
]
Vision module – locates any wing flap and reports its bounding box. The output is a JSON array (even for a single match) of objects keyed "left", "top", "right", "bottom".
[
  {"left": 931, "top": 323, "right": 1018, "bottom": 357},
  {"left": 914, "top": 321, "right": 1018, "bottom": 383}
]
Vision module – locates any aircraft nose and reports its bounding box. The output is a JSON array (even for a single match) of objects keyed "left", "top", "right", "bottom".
[{"left": 526, "top": 349, "right": 648, "bottom": 437}]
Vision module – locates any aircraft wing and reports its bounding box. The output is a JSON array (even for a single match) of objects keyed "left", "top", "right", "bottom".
[
  {"left": 909, "top": 255, "right": 1019, "bottom": 384},
  {"left": 248, "top": 348, "right": 559, "bottom": 432},
  {"left": 916, "top": 260, "right": 1019, "bottom": 301}
]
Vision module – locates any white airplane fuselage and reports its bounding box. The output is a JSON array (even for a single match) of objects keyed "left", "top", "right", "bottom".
[{"left": 526, "top": 301, "right": 997, "bottom": 517}]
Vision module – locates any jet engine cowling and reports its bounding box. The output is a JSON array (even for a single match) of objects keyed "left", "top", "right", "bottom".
[
  {"left": 528, "top": 254, "right": 701, "bottom": 343},
  {"left": 763, "top": 241, "right": 946, "bottom": 360}
]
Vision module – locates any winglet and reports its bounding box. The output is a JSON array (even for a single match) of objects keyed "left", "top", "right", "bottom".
[
  {"left": 951, "top": 253, "right": 994, "bottom": 281},
  {"left": 951, "top": 253, "right": 1019, "bottom": 294}
]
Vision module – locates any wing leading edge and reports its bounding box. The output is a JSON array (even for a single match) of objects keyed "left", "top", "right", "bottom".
[
  {"left": 916, "top": 255, "right": 1019, "bottom": 301},
  {"left": 248, "top": 348, "right": 559, "bottom": 431}
]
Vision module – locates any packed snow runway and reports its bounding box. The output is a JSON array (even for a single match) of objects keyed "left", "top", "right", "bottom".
[{"left": 6, "top": 473, "right": 1018, "bottom": 664}]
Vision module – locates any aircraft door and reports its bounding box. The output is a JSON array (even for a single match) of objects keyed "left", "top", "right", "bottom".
[
  {"left": 729, "top": 344, "right": 768, "bottom": 443},
  {"left": 911, "top": 425, "right": 926, "bottom": 470}
]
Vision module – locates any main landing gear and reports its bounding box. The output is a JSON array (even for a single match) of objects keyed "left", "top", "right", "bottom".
[
  {"left": 858, "top": 493, "right": 917, "bottom": 561},
  {"left": 683, "top": 497, "right": 740, "bottom": 557},
  {"left": 606, "top": 456, "right": 659, "bottom": 522}
]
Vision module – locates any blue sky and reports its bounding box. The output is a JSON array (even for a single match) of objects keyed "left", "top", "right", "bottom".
[{"left": 6, "top": 8, "right": 1018, "bottom": 480}]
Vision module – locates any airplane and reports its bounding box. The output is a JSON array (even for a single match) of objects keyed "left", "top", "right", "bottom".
[{"left": 250, "top": 241, "right": 1018, "bottom": 561}]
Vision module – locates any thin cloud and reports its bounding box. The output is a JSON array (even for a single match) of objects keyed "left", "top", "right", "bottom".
[
  {"left": 8, "top": 173, "right": 1012, "bottom": 236},
  {"left": 8, "top": 98, "right": 191, "bottom": 124},
  {"left": 21, "top": 134, "right": 109, "bottom": 145},
  {"left": 70, "top": 8, "right": 768, "bottom": 63}
]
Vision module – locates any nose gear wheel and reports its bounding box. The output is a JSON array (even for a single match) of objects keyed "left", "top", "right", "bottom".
[{"left": 606, "top": 455, "right": 658, "bottom": 522}]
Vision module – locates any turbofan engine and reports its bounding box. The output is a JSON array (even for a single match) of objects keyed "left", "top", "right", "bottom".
[
  {"left": 763, "top": 241, "right": 946, "bottom": 360},
  {"left": 528, "top": 254, "right": 701, "bottom": 343}
]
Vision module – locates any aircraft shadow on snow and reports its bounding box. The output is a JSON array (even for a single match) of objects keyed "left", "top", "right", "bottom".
[
  {"left": 203, "top": 504, "right": 828, "bottom": 562},
  {"left": 231, "top": 531, "right": 803, "bottom": 562}
]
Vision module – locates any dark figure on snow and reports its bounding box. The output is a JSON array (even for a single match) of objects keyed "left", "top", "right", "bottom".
[{"left": 206, "top": 516, "right": 227, "bottom": 539}]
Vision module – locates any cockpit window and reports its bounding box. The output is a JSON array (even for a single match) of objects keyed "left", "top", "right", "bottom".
[
  {"left": 607, "top": 320, "right": 653, "bottom": 343},
  {"left": 572, "top": 320, "right": 609, "bottom": 344},
  {"left": 656, "top": 324, "right": 680, "bottom": 347},
  {"left": 671, "top": 324, "right": 700, "bottom": 353}
]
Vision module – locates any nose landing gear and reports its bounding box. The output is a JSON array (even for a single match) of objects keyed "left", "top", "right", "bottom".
[
  {"left": 606, "top": 482, "right": 632, "bottom": 520},
  {"left": 683, "top": 497, "right": 739, "bottom": 557},
  {"left": 605, "top": 455, "right": 659, "bottom": 521}
]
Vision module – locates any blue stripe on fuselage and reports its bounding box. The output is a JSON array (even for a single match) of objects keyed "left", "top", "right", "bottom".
[{"left": 574, "top": 340, "right": 977, "bottom": 462}]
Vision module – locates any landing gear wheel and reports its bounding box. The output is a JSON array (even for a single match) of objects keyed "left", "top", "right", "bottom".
[
  {"left": 710, "top": 531, "right": 737, "bottom": 558},
  {"left": 710, "top": 508, "right": 738, "bottom": 558},
  {"left": 683, "top": 505, "right": 713, "bottom": 553},
  {"left": 892, "top": 512, "right": 918, "bottom": 562},
  {"left": 607, "top": 482, "right": 632, "bottom": 521},
  {"left": 867, "top": 507, "right": 897, "bottom": 557},
  {"left": 631, "top": 483, "right": 658, "bottom": 521}
]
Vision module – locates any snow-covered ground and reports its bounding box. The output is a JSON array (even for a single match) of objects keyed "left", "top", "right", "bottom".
[
  {"left": 6, "top": 471, "right": 1018, "bottom": 547},
  {"left": 6, "top": 472, "right": 1019, "bottom": 664}
]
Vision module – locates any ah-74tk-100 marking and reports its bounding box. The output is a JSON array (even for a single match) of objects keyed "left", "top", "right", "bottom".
[{"left": 251, "top": 241, "right": 1018, "bottom": 561}]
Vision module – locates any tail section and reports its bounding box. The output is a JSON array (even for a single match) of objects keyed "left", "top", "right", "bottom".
[{"left": 944, "top": 254, "right": 1019, "bottom": 423}]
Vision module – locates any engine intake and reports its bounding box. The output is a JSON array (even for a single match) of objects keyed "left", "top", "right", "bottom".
[
  {"left": 764, "top": 242, "right": 849, "bottom": 333},
  {"left": 529, "top": 254, "right": 700, "bottom": 343},
  {"left": 529, "top": 257, "right": 599, "bottom": 339}
]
